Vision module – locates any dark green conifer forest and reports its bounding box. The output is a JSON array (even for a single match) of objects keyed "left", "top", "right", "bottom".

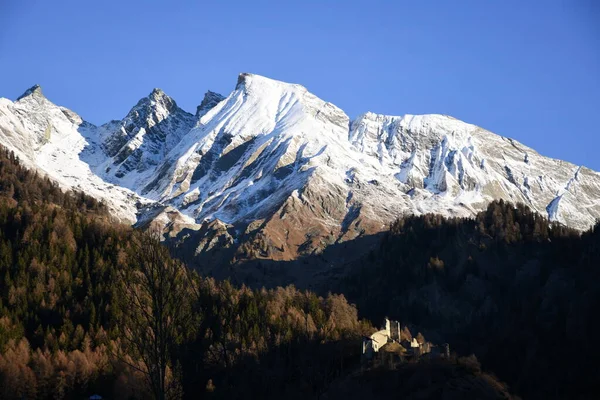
[
  {"left": 0, "top": 145, "right": 597, "bottom": 399},
  {"left": 343, "top": 201, "right": 600, "bottom": 399}
]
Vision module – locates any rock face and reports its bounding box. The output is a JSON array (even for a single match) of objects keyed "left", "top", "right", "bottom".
[
  {"left": 196, "top": 91, "right": 226, "bottom": 118},
  {"left": 83, "top": 88, "right": 196, "bottom": 192},
  {"left": 1, "top": 73, "right": 599, "bottom": 268},
  {"left": 348, "top": 112, "right": 600, "bottom": 230}
]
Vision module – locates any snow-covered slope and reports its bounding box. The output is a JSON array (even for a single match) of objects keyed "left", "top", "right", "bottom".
[
  {"left": 0, "top": 85, "right": 148, "bottom": 222},
  {"left": 349, "top": 112, "right": 600, "bottom": 230},
  {"left": 1, "top": 74, "right": 599, "bottom": 262}
]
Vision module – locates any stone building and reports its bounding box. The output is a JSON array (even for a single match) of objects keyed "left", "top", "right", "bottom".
[
  {"left": 362, "top": 317, "right": 401, "bottom": 359},
  {"left": 362, "top": 318, "right": 442, "bottom": 362}
]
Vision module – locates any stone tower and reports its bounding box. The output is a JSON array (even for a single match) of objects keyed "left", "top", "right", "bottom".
[{"left": 390, "top": 320, "right": 400, "bottom": 341}]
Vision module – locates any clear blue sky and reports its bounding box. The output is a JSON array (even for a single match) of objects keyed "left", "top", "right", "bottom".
[{"left": 1, "top": 0, "right": 598, "bottom": 169}]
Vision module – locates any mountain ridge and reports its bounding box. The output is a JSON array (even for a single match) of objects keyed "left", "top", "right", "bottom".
[{"left": 1, "top": 73, "right": 599, "bottom": 268}]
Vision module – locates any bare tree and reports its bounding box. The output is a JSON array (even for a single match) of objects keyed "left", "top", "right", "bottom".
[{"left": 117, "top": 230, "right": 193, "bottom": 400}]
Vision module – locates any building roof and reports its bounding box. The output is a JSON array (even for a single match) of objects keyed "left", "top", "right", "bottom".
[{"left": 370, "top": 330, "right": 389, "bottom": 346}]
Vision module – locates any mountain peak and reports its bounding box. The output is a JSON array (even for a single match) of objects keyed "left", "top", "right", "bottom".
[
  {"left": 16, "top": 84, "right": 44, "bottom": 101},
  {"left": 149, "top": 87, "right": 167, "bottom": 99},
  {"left": 196, "top": 91, "right": 225, "bottom": 118},
  {"left": 236, "top": 72, "right": 252, "bottom": 89},
  {"left": 235, "top": 72, "right": 305, "bottom": 91},
  {"left": 128, "top": 88, "right": 179, "bottom": 118}
]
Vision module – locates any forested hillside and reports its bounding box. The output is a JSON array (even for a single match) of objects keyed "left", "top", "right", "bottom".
[
  {"left": 343, "top": 200, "right": 600, "bottom": 399},
  {"left": 0, "top": 147, "right": 372, "bottom": 399},
  {"left": 0, "top": 146, "right": 537, "bottom": 399}
]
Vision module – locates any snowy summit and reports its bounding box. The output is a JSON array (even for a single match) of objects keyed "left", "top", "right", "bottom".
[{"left": 1, "top": 73, "right": 599, "bottom": 260}]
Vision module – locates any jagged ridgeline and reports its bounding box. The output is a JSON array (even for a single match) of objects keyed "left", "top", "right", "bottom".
[
  {"left": 341, "top": 201, "right": 600, "bottom": 399},
  {"left": 1, "top": 74, "right": 599, "bottom": 271}
]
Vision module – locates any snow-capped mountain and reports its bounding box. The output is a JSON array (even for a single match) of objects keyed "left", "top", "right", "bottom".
[
  {"left": 1, "top": 73, "right": 599, "bottom": 263},
  {"left": 0, "top": 85, "right": 147, "bottom": 222}
]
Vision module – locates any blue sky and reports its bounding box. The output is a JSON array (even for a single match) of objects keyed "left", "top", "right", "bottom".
[{"left": 1, "top": 0, "right": 598, "bottom": 169}]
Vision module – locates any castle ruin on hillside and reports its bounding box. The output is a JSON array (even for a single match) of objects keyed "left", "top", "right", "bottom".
[{"left": 362, "top": 318, "right": 449, "bottom": 363}]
